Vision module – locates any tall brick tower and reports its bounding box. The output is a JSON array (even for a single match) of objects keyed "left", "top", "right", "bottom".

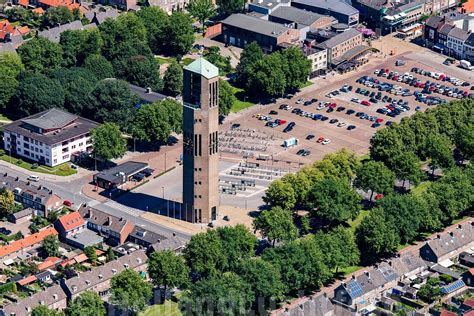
[{"left": 182, "top": 58, "right": 219, "bottom": 223}]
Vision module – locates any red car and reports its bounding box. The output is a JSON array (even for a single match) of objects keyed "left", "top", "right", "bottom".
[
  {"left": 374, "top": 194, "right": 384, "bottom": 200},
  {"left": 278, "top": 119, "right": 287, "bottom": 125},
  {"left": 317, "top": 137, "right": 325, "bottom": 143},
  {"left": 361, "top": 100, "right": 371, "bottom": 106},
  {"left": 63, "top": 200, "right": 73, "bottom": 207},
  {"left": 376, "top": 118, "right": 384, "bottom": 123},
  {"left": 329, "top": 103, "right": 337, "bottom": 108},
  {"left": 386, "top": 104, "right": 395, "bottom": 110}
]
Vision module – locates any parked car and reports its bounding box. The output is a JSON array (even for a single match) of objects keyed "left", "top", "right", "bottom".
[
  {"left": 347, "top": 125, "right": 356, "bottom": 130},
  {"left": 269, "top": 110, "right": 278, "bottom": 115},
  {"left": 361, "top": 100, "right": 371, "bottom": 106},
  {"left": 322, "top": 139, "right": 331, "bottom": 145},
  {"left": 346, "top": 109, "right": 355, "bottom": 115},
  {"left": 329, "top": 119, "right": 338, "bottom": 124},
  {"left": 317, "top": 137, "right": 325, "bottom": 143},
  {"left": 27, "top": 175, "right": 39, "bottom": 182},
  {"left": 63, "top": 200, "right": 73, "bottom": 207},
  {"left": 306, "top": 134, "right": 315, "bottom": 140}
]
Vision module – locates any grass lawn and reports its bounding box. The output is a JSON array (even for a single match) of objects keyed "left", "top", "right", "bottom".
[
  {"left": 411, "top": 181, "right": 432, "bottom": 196},
  {"left": 339, "top": 265, "right": 364, "bottom": 276},
  {"left": 0, "top": 154, "right": 77, "bottom": 176},
  {"left": 182, "top": 57, "right": 195, "bottom": 66},
  {"left": 348, "top": 210, "right": 369, "bottom": 232},
  {"left": 155, "top": 56, "right": 176, "bottom": 65},
  {"left": 230, "top": 86, "right": 254, "bottom": 113},
  {"left": 299, "top": 81, "right": 313, "bottom": 89},
  {"left": 139, "top": 301, "right": 181, "bottom": 316},
  {"left": 0, "top": 113, "right": 11, "bottom": 121}
]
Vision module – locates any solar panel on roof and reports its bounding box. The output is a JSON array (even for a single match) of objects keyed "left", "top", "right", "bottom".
[
  {"left": 441, "top": 279, "right": 465, "bottom": 294},
  {"left": 347, "top": 280, "right": 363, "bottom": 298}
]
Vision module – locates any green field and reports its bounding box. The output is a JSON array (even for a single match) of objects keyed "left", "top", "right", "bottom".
[
  {"left": 339, "top": 265, "right": 364, "bottom": 276},
  {"left": 0, "top": 113, "right": 11, "bottom": 122},
  {"left": 155, "top": 56, "right": 176, "bottom": 64},
  {"left": 0, "top": 154, "right": 77, "bottom": 176},
  {"left": 300, "top": 81, "right": 313, "bottom": 89},
  {"left": 139, "top": 301, "right": 181, "bottom": 316}
]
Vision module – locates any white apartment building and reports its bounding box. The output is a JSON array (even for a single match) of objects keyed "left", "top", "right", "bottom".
[
  {"left": 3, "top": 108, "right": 98, "bottom": 167},
  {"left": 447, "top": 27, "right": 470, "bottom": 59},
  {"left": 304, "top": 46, "right": 328, "bottom": 77}
]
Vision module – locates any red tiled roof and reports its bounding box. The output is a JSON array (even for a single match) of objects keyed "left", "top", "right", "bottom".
[
  {"left": 32, "top": 7, "right": 45, "bottom": 14},
  {"left": 469, "top": 267, "right": 474, "bottom": 276},
  {"left": 60, "top": 258, "right": 75, "bottom": 267},
  {"left": 465, "top": 311, "right": 474, "bottom": 316},
  {"left": 38, "top": 0, "right": 80, "bottom": 9},
  {"left": 18, "top": 0, "right": 29, "bottom": 6},
  {"left": 460, "top": 0, "right": 474, "bottom": 14},
  {"left": 440, "top": 310, "right": 457, "bottom": 316},
  {"left": 465, "top": 298, "right": 474, "bottom": 308},
  {"left": 37, "top": 256, "right": 61, "bottom": 271},
  {"left": 17, "top": 275, "right": 37, "bottom": 286},
  {"left": 73, "top": 253, "right": 88, "bottom": 264},
  {"left": 0, "top": 21, "right": 16, "bottom": 40},
  {"left": 58, "top": 212, "right": 84, "bottom": 232},
  {"left": 17, "top": 26, "right": 30, "bottom": 35},
  {"left": 0, "top": 228, "right": 58, "bottom": 258}
]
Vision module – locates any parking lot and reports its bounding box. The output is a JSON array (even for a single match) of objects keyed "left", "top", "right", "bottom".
[{"left": 221, "top": 52, "right": 473, "bottom": 165}]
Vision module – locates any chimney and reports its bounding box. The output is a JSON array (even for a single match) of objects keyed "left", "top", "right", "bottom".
[
  {"left": 449, "top": 231, "right": 454, "bottom": 237},
  {"left": 53, "top": 294, "right": 58, "bottom": 300},
  {"left": 3, "top": 173, "right": 6, "bottom": 176},
  {"left": 146, "top": 87, "right": 152, "bottom": 93},
  {"left": 365, "top": 270, "right": 370, "bottom": 279},
  {"left": 351, "top": 275, "right": 356, "bottom": 280},
  {"left": 172, "top": 232, "right": 176, "bottom": 237},
  {"left": 323, "top": 292, "right": 327, "bottom": 298},
  {"left": 389, "top": 261, "right": 392, "bottom": 267}
]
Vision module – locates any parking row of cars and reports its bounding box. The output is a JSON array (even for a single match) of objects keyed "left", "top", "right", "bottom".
[
  {"left": 411, "top": 67, "right": 470, "bottom": 87},
  {"left": 131, "top": 168, "right": 154, "bottom": 182}
]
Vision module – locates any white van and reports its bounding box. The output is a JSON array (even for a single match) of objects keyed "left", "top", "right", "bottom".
[{"left": 27, "top": 175, "right": 39, "bottom": 182}]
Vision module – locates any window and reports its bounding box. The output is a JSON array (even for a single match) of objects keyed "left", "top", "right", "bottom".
[{"left": 71, "top": 145, "right": 76, "bottom": 150}]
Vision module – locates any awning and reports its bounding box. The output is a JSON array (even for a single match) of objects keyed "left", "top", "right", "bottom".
[{"left": 439, "top": 258, "right": 454, "bottom": 268}]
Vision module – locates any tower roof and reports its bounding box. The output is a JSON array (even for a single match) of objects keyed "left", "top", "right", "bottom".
[{"left": 184, "top": 58, "right": 219, "bottom": 79}]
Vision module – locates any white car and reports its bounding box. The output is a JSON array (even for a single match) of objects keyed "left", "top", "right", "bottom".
[
  {"left": 322, "top": 139, "right": 331, "bottom": 145},
  {"left": 317, "top": 104, "right": 325, "bottom": 110},
  {"left": 374, "top": 70, "right": 380, "bottom": 75},
  {"left": 351, "top": 98, "right": 361, "bottom": 103},
  {"left": 337, "top": 122, "right": 347, "bottom": 127},
  {"left": 296, "top": 98, "right": 304, "bottom": 104},
  {"left": 27, "top": 175, "right": 39, "bottom": 182}
]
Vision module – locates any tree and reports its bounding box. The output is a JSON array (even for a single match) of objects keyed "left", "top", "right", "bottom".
[
  {"left": 388, "top": 151, "right": 422, "bottom": 188},
  {"left": 354, "top": 161, "right": 395, "bottom": 200},
  {"left": 187, "top": 0, "right": 215, "bottom": 33},
  {"left": 148, "top": 250, "right": 189, "bottom": 298},
  {"left": 91, "top": 123, "right": 127, "bottom": 161},
  {"left": 43, "top": 6, "right": 74, "bottom": 27},
  {"left": 0, "top": 74, "right": 18, "bottom": 111},
  {"left": 0, "top": 188, "right": 15, "bottom": 215},
  {"left": 163, "top": 62, "right": 183, "bottom": 97},
  {"left": 455, "top": 118, "right": 474, "bottom": 161},
  {"left": 216, "top": 225, "right": 257, "bottom": 271},
  {"left": 83, "top": 54, "right": 114, "bottom": 80},
  {"left": 236, "top": 258, "right": 284, "bottom": 301},
  {"left": 315, "top": 226, "right": 360, "bottom": 272},
  {"left": 183, "top": 230, "right": 227, "bottom": 278},
  {"left": 262, "top": 179, "right": 296, "bottom": 210},
  {"left": 132, "top": 102, "right": 172, "bottom": 143},
  {"left": 17, "top": 37, "right": 63, "bottom": 73},
  {"left": 32, "top": 305, "right": 64, "bottom": 316},
  {"left": 248, "top": 53, "right": 286, "bottom": 97},
  {"left": 203, "top": 47, "right": 232, "bottom": 75},
  {"left": 306, "top": 177, "right": 361, "bottom": 224},
  {"left": 60, "top": 29, "right": 102, "bottom": 67},
  {"left": 136, "top": 7, "right": 168, "bottom": 54},
  {"left": 314, "top": 149, "right": 360, "bottom": 181},
  {"left": 161, "top": 99, "right": 183, "bottom": 133},
  {"left": 280, "top": 47, "right": 311, "bottom": 91},
  {"left": 356, "top": 209, "right": 400, "bottom": 263},
  {"left": 162, "top": 12, "right": 195, "bottom": 56},
  {"left": 106, "top": 247, "right": 116, "bottom": 262},
  {"left": 253, "top": 206, "right": 298, "bottom": 246},
  {"left": 111, "top": 269, "right": 152, "bottom": 313},
  {"left": 218, "top": 79, "right": 235, "bottom": 116},
  {"left": 378, "top": 194, "right": 424, "bottom": 244},
  {"left": 84, "top": 246, "right": 98, "bottom": 263},
  {"left": 236, "top": 42, "right": 264, "bottom": 87},
  {"left": 115, "top": 55, "right": 162, "bottom": 91},
  {"left": 180, "top": 272, "right": 253, "bottom": 316},
  {"left": 0, "top": 52, "right": 25, "bottom": 77},
  {"left": 90, "top": 79, "right": 139, "bottom": 129},
  {"left": 425, "top": 134, "right": 454, "bottom": 175},
  {"left": 66, "top": 291, "right": 105, "bottom": 316},
  {"left": 12, "top": 73, "right": 65, "bottom": 119},
  {"left": 216, "top": 0, "right": 245, "bottom": 15},
  {"left": 43, "top": 235, "right": 60, "bottom": 257},
  {"left": 417, "top": 278, "right": 441, "bottom": 303},
  {"left": 51, "top": 67, "right": 97, "bottom": 117},
  {"left": 262, "top": 236, "right": 331, "bottom": 292},
  {"left": 369, "top": 126, "right": 405, "bottom": 163}
]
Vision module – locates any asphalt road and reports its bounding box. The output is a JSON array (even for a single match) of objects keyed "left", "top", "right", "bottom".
[{"left": 0, "top": 164, "right": 191, "bottom": 240}]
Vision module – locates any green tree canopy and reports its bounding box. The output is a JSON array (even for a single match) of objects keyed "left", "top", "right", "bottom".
[
  {"left": 425, "top": 133, "right": 454, "bottom": 175},
  {"left": 12, "top": 73, "right": 65, "bottom": 119},
  {"left": 17, "top": 36, "right": 63, "bottom": 73},
  {"left": 216, "top": 0, "right": 245, "bottom": 15},
  {"left": 0, "top": 52, "right": 25, "bottom": 77},
  {"left": 132, "top": 102, "right": 173, "bottom": 143},
  {"left": 135, "top": 6, "right": 168, "bottom": 54},
  {"left": 218, "top": 79, "right": 235, "bottom": 116},
  {"left": 163, "top": 62, "right": 183, "bottom": 97},
  {"left": 162, "top": 12, "right": 194, "bottom": 56},
  {"left": 248, "top": 52, "right": 286, "bottom": 97},
  {"left": 306, "top": 177, "right": 361, "bottom": 224},
  {"left": 183, "top": 230, "right": 227, "bottom": 278},
  {"left": 236, "top": 42, "right": 264, "bottom": 87},
  {"left": 203, "top": 46, "right": 232, "bottom": 75},
  {"left": 90, "top": 79, "right": 138, "bottom": 129},
  {"left": 356, "top": 209, "right": 400, "bottom": 263},
  {"left": 388, "top": 151, "right": 422, "bottom": 187},
  {"left": 59, "top": 29, "right": 102, "bottom": 67},
  {"left": 0, "top": 188, "right": 15, "bottom": 216},
  {"left": 455, "top": 117, "right": 474, "bottom": 161},
  {"left": 354, "top": 160, "right": 395, "bottom": 200},
  {"left": 280, "top": 47, "right": 311, "bottom": 91},
  {"left": 91, "top": 122, "right": 127, "bottom": 161},
  {"left": 0, "top": 74, "right": 18, "bottom": 111},
  {"left": 66, "top": 291, "right": 105, "bottom": 316},
  {"left": 280, "top": 172, "right": 312, "bottom": 208},
  {"left": 148, "top": 250, "right": 189, "bottom": 296},
  {"left": 216, "top": 224, "right": 257, "bottom": 271},
  {"left": 42, "top": 235, "right": 60, "bottom": 257},
  {"left": 84, "top": 246, "right": 98, "bottom": 263},
  {"left": 180, "top": 272, "right": 253, "bottom": 316},
  {"left": 115, "top": 55, "right": 162, "bottom": 91},
  {"left": 111, "top": 269, "right": 152, "bottom": 313},
  {"left": 43, "top": 6, "right": 74, "bottom": 27},
  {"left": 83, "top": 54, "right": 114, "bottom": 80},
  {"left": 252, "top": 206, "right": 298, "bottom": 246},
  {"left": 187, "top": 0, "right": 215, "bottom": 32},
  {"left": 32, "top": 305, "right": 64, "bottom": 316},
  {"left": 262, "top": 179, "right": 296, "bottom": 210}
]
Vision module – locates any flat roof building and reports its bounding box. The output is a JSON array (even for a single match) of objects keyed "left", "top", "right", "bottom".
[
  {"left": 291, "top": 0, "right": 359, "bottom": 27},
  {"left": 93, "top": 161, "right": 149, "bottom": 190},
  {"left": 3, "top": 108, "right": 98, "bottom": 167}
]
